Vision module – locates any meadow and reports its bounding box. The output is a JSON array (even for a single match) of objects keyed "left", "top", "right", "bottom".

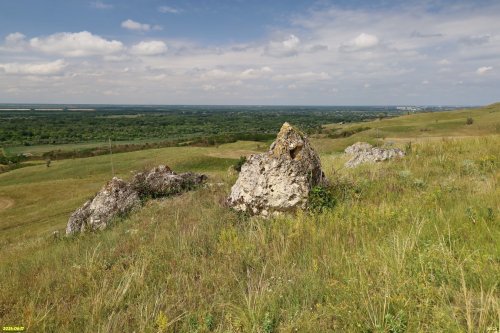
[{"left": 0, "top": 104, "right": 498, "bottom": 332}]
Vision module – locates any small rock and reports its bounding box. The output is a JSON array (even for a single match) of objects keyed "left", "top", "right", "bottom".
[
  {"left": 344, "top": 142, "right": 405, "bottom": 167},
  {"left": 344, "top": 142, "right": 373, "bottom": 155}
]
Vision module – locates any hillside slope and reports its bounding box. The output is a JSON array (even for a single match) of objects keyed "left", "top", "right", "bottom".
[
  {"left": 313, "top": 103, "right": 500, "bottom": 153},
  {"left": 0, "top": 106, "right": 499, "bottom": 332}
]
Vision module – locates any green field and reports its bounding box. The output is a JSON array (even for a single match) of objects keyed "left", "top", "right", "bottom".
[
  {"left": 323, "top": 102, "right": 500, "bottom": 139},
  {"left": 0, "top": 105, "right": 499, "bottom": 332},
  {"left": 2, "top": 138, "right": 170, "bottom": 156}
]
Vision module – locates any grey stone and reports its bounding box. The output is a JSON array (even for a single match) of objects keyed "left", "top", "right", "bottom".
[
  {"left": 344, "top": 142, "right": 405, "bottom": 167},
  {"left": 66, "top": 177, "right": 140, "bottom": 234},
  {"left": 131, "top": 165, "right": 207, "bottom": 197}
]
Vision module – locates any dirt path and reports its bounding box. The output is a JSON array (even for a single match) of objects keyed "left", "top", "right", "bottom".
[{"left": 0, "top": 197, "right": 15, "bottom": 211}]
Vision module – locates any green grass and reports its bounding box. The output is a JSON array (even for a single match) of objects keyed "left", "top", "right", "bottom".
[
  {"left": 3, "top": 138, "right": 169, "bottom": 156},
  {"left": 316, "top": 103, "right": 500, "bottom": 153},
  {"left": 0, "top": 142, "right": 265, "bottom": 243},
  {"left": 0, "top": 106, "right": 499, "bottom": 332}
]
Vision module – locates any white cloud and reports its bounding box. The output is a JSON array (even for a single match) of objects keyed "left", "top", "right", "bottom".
[
  {"left": 202, "top": 69, "right": 231, "bottom": 79},
  {"left": 5, "top": 32, "right": 26, "bottom": 44},
  {"left": 130, "top": 41, "right": 168, "bottom": 56},
  {"left": 2, "top": 32, "right": 27, "bottom": 51},
  {"left": 103, "top": 54, "right": 131, "bottom": 62},
  {"left": 266, "top": 34, "right": 301, "bottom": 57},
  {"left": 240, "top": 66, "right": 273, "bottom": 79},
  {"left": 121, "top": 19, "right": 162, "bottom": 32},
  {"left": 146, "top": 74, "right": 167, "bottom": 81},
  {"left": 272, "top": 71, "right": 331, "bottom": 81},
  {"left": 0, "top": 59, "right": 66, "bottom": 75},
  {"left": 202, "top": 84, "right": 216, "bottom": 91},
  {"left": 341, "top": 33, "right": 379, "bottom": 51},
  {"left": 200, "top": 67, "right": 273, "bottom": 81},
  {"left": 158, "top": 6, "right": 181, "bottom": 14},
  {"left": 438, "top": 59, "right": 451, "bottom": 66},
  {"left": 476, "top": 66, "right": 493, "bottom": 75},
  {"left": 30, "top": 31, "right": 123, "bottom": 57},
  {"left": 90, "top": 1, "right": 113, "bottom": 9}
]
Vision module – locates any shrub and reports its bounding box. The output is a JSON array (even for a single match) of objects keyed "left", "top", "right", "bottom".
[
  {"left": 460, "top": 159, "right": 477, "bottom": 175},
  {"left": 404, "top": 141, "right": 412, "bottom": 154},
  {"left": 466, "top": 117, "right": 474, "bottom": 125},
  {"left": 308, "top": 186, "right": 336, "bottom": 213}
]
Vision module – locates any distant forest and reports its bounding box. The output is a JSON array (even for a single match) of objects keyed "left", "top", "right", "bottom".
[{"left": 0, "top": 105, "right": 445, "bottom": 148}]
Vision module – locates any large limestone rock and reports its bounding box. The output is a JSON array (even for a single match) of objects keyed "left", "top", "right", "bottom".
[
  {"left": 344, "top": 142, "right": 405, "bottom": 167},
  {"left": 66, "top": 177, "right": 140, "bottom": 234},
  {"left": 227, "top": 122, "right": 327, "bottom": 216},
  {"left": 66, "top": 165, "right": 207, "bottom": 235}
]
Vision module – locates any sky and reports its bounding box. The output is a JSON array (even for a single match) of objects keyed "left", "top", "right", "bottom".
[{"left": 0, "top": 0, "right": 499, "bottom": 105}]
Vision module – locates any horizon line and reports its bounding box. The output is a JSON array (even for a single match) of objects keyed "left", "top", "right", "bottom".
[{"left": 0, "top": 102, "right": 484, "bottom": 108}]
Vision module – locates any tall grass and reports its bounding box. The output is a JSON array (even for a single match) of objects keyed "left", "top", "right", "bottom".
[{"left": 0, "top": 135, "right": 498, "bottom": 332}]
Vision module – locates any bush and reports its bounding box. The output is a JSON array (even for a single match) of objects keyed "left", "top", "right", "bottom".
[
  {"left": 466, "top": 117, "right": 474, "bottom": 125},
  {"left": 404, "top": 141, "right": 412, "bottom": 154},
  {"left": 308, "top": 186, "right": 336, "bottom": 213}
]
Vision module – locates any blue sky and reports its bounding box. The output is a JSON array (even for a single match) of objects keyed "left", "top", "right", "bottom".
[{"left": 0, "top": 0, "right": 499, "bottom": 105}]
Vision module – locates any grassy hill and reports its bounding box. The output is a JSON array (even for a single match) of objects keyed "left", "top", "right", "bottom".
[
  {"left": 313, "top": 102, "right": 500, "bottom": 153},
  {"left": 0, "top": 105, "right": 498, "bottom": 332}
]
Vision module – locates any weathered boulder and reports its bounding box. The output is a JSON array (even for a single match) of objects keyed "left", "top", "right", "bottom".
[
  {"left": 66, "top": 177, "right": 140, "bottom": 234},
  {"left": 344, "top": 142, "right": 405, "bottom": 167},
  {"left": 344, "top": 142, "right": 373, "bottom": 155},
  {"left": 66, "top": 166, "right": 207, "bottom": 235},
  {"left": 227, "top": 122, "right": 327, "bottom": 216},
  {"left": 131, "top": 165, "right": 207, "bottom": 197}
]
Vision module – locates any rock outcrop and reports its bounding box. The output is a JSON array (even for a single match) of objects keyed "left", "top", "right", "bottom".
[
  {"left": 66, "top": 165, "right": 206, "bottom": 235},
  {"left": 131, "top": 165, "right": 207, "bottom": 197},
  {"left": 66, "top": 177, "right": 140, "bottom": 234},
  {"left": 227, "top": 122, "right": 327, "bottom": 216},
  {"left": 344, "top": 142, "right": 405, "bottom": 167}
]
